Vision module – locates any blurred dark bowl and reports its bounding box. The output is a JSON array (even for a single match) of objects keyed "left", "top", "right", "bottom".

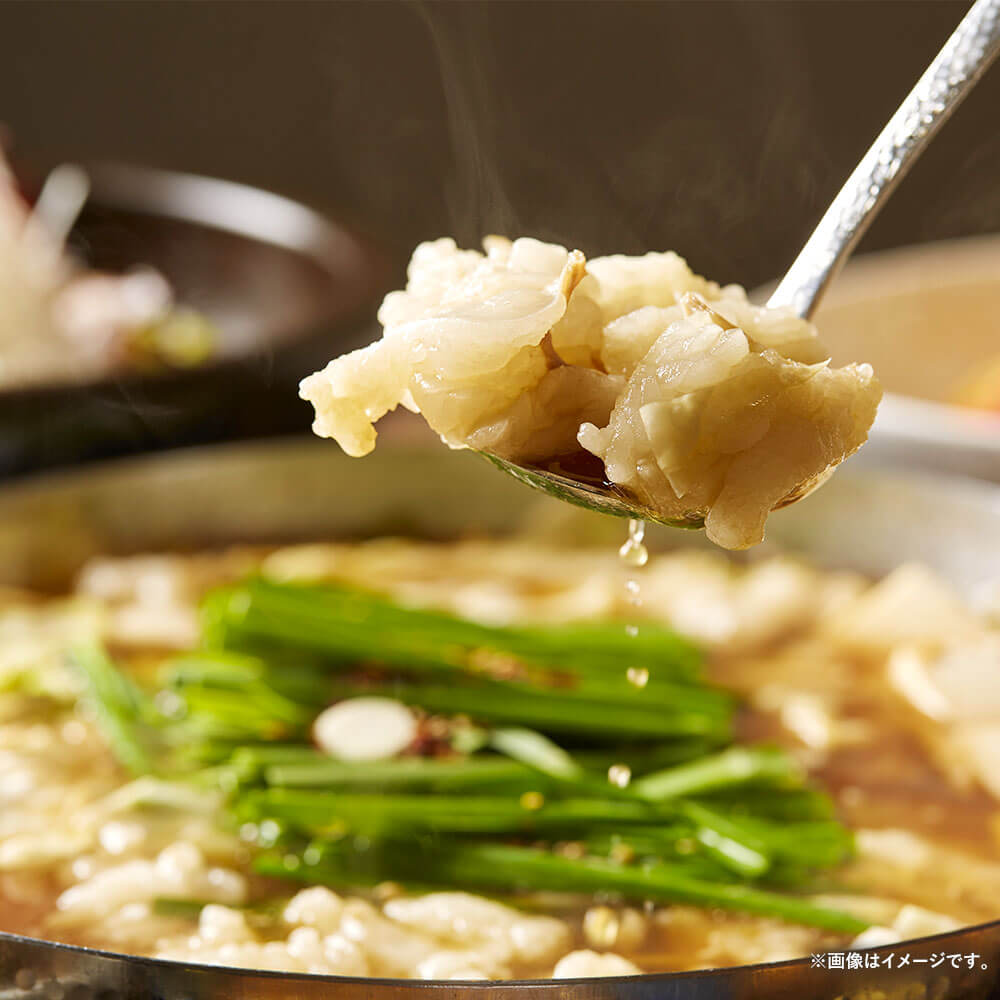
[{"left": 0, "top": 162, "right": 386, "bottom": 477}]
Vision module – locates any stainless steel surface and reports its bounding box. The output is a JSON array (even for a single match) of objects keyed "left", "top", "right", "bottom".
[
  {"left": 0, "top": 438, "right": 999, "bottom": 997},
  {"left": 767, "top": 0, "right": 1000, "bottom": 320},
  {"left": 477, "top": 453, "right": 831, "bottom": 531},
  {"left": 478, "top": 452, "right": 706, "bottom": 529},
  {"left": 2, "top": 923, "right": 999, "bottom": 1000},
  {"left": 1, "top": 438, "right": 999, "bottom": 595},
  {"left": 83, "top": 163, "right": 359, "bottom": 265}
]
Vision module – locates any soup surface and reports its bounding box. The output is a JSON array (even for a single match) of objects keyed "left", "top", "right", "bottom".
[{"left": 2, "top": 538, "right": 999, "bottom": 979}]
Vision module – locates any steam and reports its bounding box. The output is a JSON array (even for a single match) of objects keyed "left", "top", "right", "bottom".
[
  {"left": 406, "top": 2, "right": 851, "bottom": 291},
  {"left": 413, "top": 2, "right": 518, "bottom": 245}
]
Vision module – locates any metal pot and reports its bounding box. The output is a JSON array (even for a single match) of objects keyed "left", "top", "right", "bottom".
[
  {"left": 0, "top": 439, "right": 998, "bottom": 998},
  {"left": 0, "top": 164, "right": 386, "bottom": 478}
]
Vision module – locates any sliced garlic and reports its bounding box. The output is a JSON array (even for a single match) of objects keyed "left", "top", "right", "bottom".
[{"left": 313, "top": 697, "right": 417, "bottom": 761}]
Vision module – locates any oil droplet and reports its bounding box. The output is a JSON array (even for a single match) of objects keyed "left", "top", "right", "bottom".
[
  {"left": 239, "top": 822, "right": 259, "bottom": 843},
  {"left": 608, "top": 763, "right": 632, "bottom": 788},
  {"left": 258, "top": 819, "right": 282, "bottom": 846},
  {"left": 618, "top": 519, "right": 649, "bottom": 568},
  {"left": 610, "top": 841, "right": 636, "bottom": 864},
  {"left": 520, "top": 791, "right": 545, "bottom": 811},
  {"left": 626, "top": 666, "right": 650, "bottom": 688}
]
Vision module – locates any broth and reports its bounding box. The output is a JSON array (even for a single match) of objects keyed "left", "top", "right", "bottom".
[{"left": 1, "top": 540, "right": 998, "bottom": 978}]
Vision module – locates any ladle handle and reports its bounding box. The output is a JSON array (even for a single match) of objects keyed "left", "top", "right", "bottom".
[{"left": 767, "top": 0, "right": 1000, "bottom": 320}]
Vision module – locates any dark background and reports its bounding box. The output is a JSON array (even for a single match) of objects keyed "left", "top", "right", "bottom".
[{"left": 2, "top": 0, "right": 998, "bottom": 293}]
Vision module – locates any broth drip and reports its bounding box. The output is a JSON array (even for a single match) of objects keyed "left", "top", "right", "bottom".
[
  {"left": 619, "top": 519, "right": 649, "bottom": 570},
  {"left": 620, "top": 519, "right": 648, "bottom": 642},
  {"left": 613, "top": 519, "right": 650, "bottom": 784}
]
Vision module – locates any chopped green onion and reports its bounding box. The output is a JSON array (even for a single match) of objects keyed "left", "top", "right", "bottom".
[
  {"left": 631, "top": 747, "right": 798, "bottom": 801},
  {"left": 258, "top": 838, "right": 868, "bottom": 934},
  {"left": 488, "top": 727, "right": 584, "bottom": 781},
  {"left": 70, "top": 643, "right": 154, "bottom": 776}
]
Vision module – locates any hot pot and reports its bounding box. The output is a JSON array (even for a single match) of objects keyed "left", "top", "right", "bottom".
[{"left": 0, "top": 439, "right": 998, "bottom": 999}]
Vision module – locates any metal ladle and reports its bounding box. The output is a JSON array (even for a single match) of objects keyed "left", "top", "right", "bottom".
[{"left": 483, "top": 0, "right": 1000, "bottom": 527}]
